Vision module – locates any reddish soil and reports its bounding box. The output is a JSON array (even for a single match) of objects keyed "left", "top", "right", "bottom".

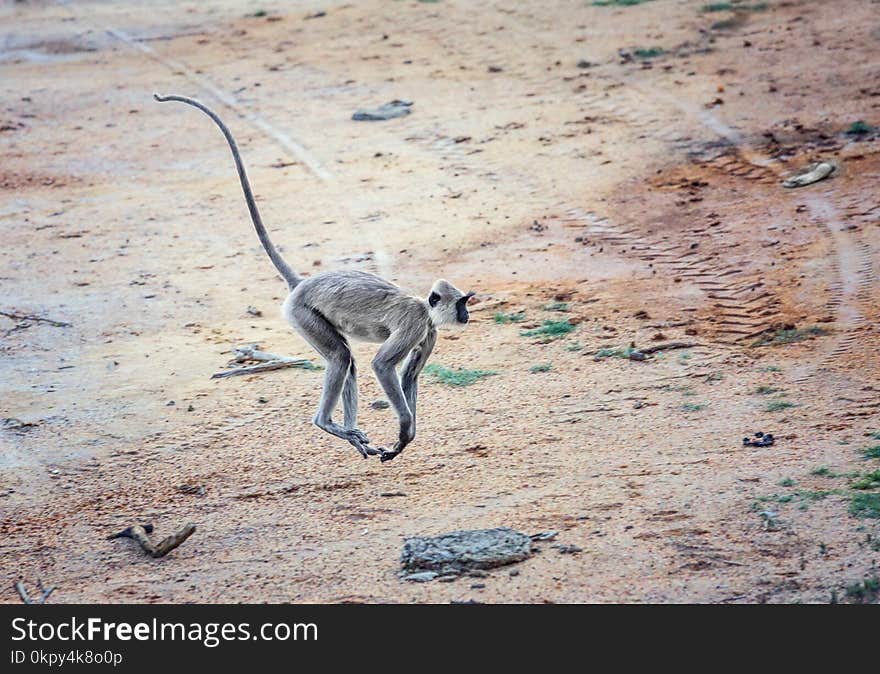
[{"left": 1, "top": 0, "right": 879, "bottom": 603}]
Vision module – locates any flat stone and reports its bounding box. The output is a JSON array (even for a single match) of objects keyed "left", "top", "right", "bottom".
[
  {"left": 403, "top": 571, "right": 438, "bottom": 583},
  {"left": 401, "top": 527, "right": 533, "bottom": 575}
]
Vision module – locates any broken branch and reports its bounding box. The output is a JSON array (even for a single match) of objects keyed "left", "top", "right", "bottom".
[
  {"left": 0, "top": 310, "right": 71, "bottom": 327},
  {"left": 108, "top": 522, "right": 196, "bottom": 558},
  {"left": 212, "top": 360, "right": 312, "bottom": 379},
  {"left": 212, "top": 344, "right": 316, "bottom": 379},
  {"left": 15, "top": 577, "right": 55, "bottom": 604}
]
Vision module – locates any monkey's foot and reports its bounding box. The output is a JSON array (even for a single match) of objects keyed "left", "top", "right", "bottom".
[
  {"left": 349, "top": 438, "right": 382, "bottom": 459},
  {"left": 345, "top": 427, "right": 371, "bottom": 445}
]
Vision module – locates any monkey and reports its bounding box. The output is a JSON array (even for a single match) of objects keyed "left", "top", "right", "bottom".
[{"left": 153, "top": 93, "right": 475, "bottom": 463}]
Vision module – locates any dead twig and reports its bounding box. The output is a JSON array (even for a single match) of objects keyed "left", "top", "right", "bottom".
[
  {"left": 231, "top": 345, "right": 293, "bottom": 363},
  {"left": 211, "top": 345, "right": 316, "bottom": 379},
  {"left": 212, "top": 360, "right": 312, "bottom": 379},
  {"left": 636, "top": 341, "right": 698, "bottom": 355},
  {"left": 15, "top": 577, "right": 55, "bottom": 604},
  {"left": 108, "top": 522, "right": 196, "bottom": 558},
  {"left": 0, "top": 310, "right": 71, "bottom": 327}
]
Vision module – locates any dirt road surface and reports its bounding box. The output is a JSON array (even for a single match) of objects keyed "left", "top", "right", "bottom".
[{"left": 2, "top": 0, "right": 879, "bottom": 603}]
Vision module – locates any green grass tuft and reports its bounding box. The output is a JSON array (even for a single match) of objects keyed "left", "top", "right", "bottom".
[
  {"left": 633, "top": 47, "right": 664, "bottom": 59},
  {"left": 864, "top": 445, "right": 880, "bottom": 459},
  {"left": 851, "top": 470, "right": 880, "bottom": 491},
  {"left": 845, "top": 120, "right": 875, "bottom": 136},
  {"left": 765, "top": 400, "right": 797, "bottom": 412},
  {"left": 701, "top": 2, "right": 733, "bottom": 10},
  {"left": 422, "top": 364, "right": 497, "bottom": 387},
  {"left": 542, "top": 301, "right": 570, "bottom": 312},
  {"left": 594, "top": 346, "right": 637, "bottom": 359},
  {"left": 845, "top": 577, "right": 880, "bottom": 603},
  {"left": 494, "top": 311, "right": 526, "bottom": 324},
  {"left": 778, "top": 477, "right": 796, "bottom": 487},
  {"left": 754, "top": 385, "right": 780, "bottom": 395},
  {"left": 529, "top": 363, "right": 553, "bottom": 373},
  {"left": 520, "top": 320, "right": 575, "bottom": 339},
  {"left": 681, "top": 403, "right": 706, "bottom": 412},
  {"left": 752, "top": 326, "right": 828, "bottom": 347},
  {"left": 592, "top": 0, "right": 654, "bottom": 6},
  {"left": 849, "top": 492, "right": 880, "bottom": 519}
]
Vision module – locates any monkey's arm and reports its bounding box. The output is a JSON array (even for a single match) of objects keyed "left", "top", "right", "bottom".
[
  {"left": 371, "top": 326, "right": 427, "bottom": 462},
  {"left": 400, "top": 327, "right": 437, "bottom": 425}
]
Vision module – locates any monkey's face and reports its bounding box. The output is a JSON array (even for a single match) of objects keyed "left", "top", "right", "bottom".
[{"left": 427, "top": 279, "right": 475, "bottom": 329}]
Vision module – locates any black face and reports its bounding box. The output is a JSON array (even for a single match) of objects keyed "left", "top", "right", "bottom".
[{"left": 456, "top": 292, "right": 475, "bottom": 323}]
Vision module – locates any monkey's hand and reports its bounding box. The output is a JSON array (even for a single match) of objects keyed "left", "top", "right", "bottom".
[
  {"left": 378, "top": 444, "right": 404, "bottom": 463},
  {"left": 379, "top": 449, "right": 398, "bottom": 463}
]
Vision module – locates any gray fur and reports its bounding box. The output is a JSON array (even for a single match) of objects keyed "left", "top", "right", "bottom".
[{"left": 155, "top": 93, "right": 473, "bottom": 462}]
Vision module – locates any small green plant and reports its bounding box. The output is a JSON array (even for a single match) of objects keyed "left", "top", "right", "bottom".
[
  {"left": 633, "top": 47, "right": 664, "bottom": 59},
  {"left": 565, "top": 342, "right": 583, "bottom": 352},
  {"left": 593, "top": 0, "right": 654, "bottom": 6},
  {"left": 765, "top": 400, "right": 797, "bottom": 412},
  {"left": 529, "top": 363, "right": 553, "bottom": 373},
  {"left": 864, "top": 445, "right": 880, "bottom": 459},
  {"left": 701, "top": 2, "right": 733, "bottom": 10},
  {"left": 811, "top": 467, "right": 835, "bottom": 477},
  {"left": 422, "top": 364, "right": 497, "bottom": 387},
  {"left": 703, "top": 1, "right": 768, "bottom": 11},
  {"left": 849, "top": 492, "right": 880, "bottom": 519},
  {"left": 494, "top": 311, "right": 526, "bottom": 324},
  {"left": 871, "top": 432, "right": 880, "bottom": 440},
  {"left": 851, "top": 470, "right": 880, "bottom": 491},
  {"left": 762, "top": 365, "right": 782, "bottom": 372},
  {"left": 594, "top": 346, "right": 636, "bottom": 359},
  {"left": 752, "top": 326, "right": 827, "bottom": 347},
  {"left": 520, "top": 320, "right": 575, "bottom": 339},
  {"left": 844, "top": 577, "right": 880, "bottom": 603},
  {"left": 754, "top": 385, "right": 780, "bottom": 395},
  {"left": 542, "top": 301, "right": 570, "bottom": 312},
  {"left": 845, "top": 120, "right": 875, "bottom": 136},
  {"left": 681, "top": 403, "right": 706, "bottom": 412},
  {"left": 779, "top": 477, "right": 796, "bottom": 487}
]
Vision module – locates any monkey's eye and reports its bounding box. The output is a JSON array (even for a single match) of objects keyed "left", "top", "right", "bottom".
[{"left": 429, "top": 291, "right": 441, "bottom": 307}]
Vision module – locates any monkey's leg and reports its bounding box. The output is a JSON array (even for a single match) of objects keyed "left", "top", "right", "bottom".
[
  {"left": 289, "top": 304, "right": 376, "bottom": 457},
  {"left": 400, "top": 328, "right": 437, "bottom": 441},
  {"left": 371, "top": 330, "right": 422, "bottom": 462},
  {"left": 342, "top": 359, "right": 379, "bottom": 456}
]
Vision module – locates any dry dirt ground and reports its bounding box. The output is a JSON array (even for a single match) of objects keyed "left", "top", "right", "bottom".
[{"left": 2, "top": 0, "right": 879, "bottom": 604}]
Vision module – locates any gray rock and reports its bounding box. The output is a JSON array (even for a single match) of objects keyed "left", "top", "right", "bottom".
[
  {"left": 352, "top": 100, "right": 413, "bottom": 121},
  {"left": 401, "top": 527, "right": 533, "bottom": 576},
  {"left": 403, "top": 571, "right": 438, "bottom": 583},
  {"left": 370, "top": 399, "right": 391, "bottom": 410}
]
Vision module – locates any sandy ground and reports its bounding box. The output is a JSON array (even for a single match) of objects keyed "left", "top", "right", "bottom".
[{"left": 2, "top": 0, "right": 879, "bottom": 603}]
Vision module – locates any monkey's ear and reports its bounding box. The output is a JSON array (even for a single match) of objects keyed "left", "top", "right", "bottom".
[{"left": 428, "top": 291, "right": 441, "bottom": 307}]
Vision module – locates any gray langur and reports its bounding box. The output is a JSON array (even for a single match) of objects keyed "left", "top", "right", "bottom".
[{"left": 154, "top": 93, "right": 474, "bottom": 463}]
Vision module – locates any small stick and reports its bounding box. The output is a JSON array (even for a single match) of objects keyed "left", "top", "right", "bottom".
[
  {"left": 15, "top": 577, "right": 56, "bottom": 604},
  {"left": 0, "top": 310, "right": 71, "bottom": 327},
  {"left": 108, "top": 523, "right": 196, "bottom": 558},
  {"left": 232, "top": 345, "right": 299, "bottom": 363},
  {"left": 636, "top": 341, "right": 698, "bottom": 355},
  {"left": 211, "top": 359, "right": 312, "bottom": 379}
]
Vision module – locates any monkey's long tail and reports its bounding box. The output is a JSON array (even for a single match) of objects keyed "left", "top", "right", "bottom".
[{"left": 153, "top": 93, "right": 301, "bottom": 290}]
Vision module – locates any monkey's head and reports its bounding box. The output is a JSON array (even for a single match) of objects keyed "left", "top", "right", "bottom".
[{"left": 427, "top": 279, "right": 475, "bottom": 329}]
